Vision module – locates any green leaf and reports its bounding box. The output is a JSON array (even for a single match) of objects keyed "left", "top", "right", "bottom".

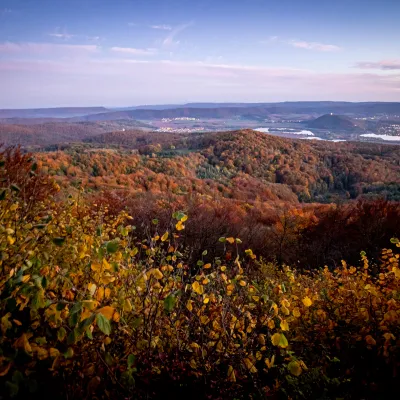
[
  {"left": 106, "top": 241, "right": 119, "bottom": 254},
  {"left": 96, "top": 313, "right": 111, "bottom": 335},
  {"left": 33, "top": 224, "right": 47, "bottom": 230},
  {"left": 202, "top": 250, "right": 208, "bottom": 256},
  {"left": 105, "top": 352, "right": 113, "bottom": 366},
  {"left": 64, "top": 347, "right": 74, "bottom": 359},
  {"left": 69, "top": 302, "right": 82, "bottom": 314},
  {"left": 79, "top": 313, "right": 96, "bottom": 331},
  {"left": 10, "top": 184, "right": 20, "bottom": 192},
  {"left": 0, "top": 189, "right": 6, "bottom": 200},
  {"left": 67, "top": 329, "right": 78, "bottom": 345},
  {"left": 218, "top": 237, "right": 226, "bottom": 243},
  {"left": 197, "top": 260, "right": 204, "bottom": 267},
  {"left": 127, "top": 354, "right": 136, "bottom": 368},
  {"left": 152, "top": 219, "right": 159, "bottom": 225},
  {"left": 390, "top": 237, "right": 399, "bottom": 244},
  {"left": 164, "top": 294, "right": 176, "bottom": 313},
  {"left": 52, "top": 237, "right": 66, "bottom": 247},
  {"left": 235, "top": 238, "right": 242, "bottom": 244},
  {"left": 56, "top": 302, "right": 67, "bottom": 311},
  {"left": 57, "top": 327, "right": 67, "bottom": 342},
  {"left": 360, "top": 250, "right": 366, "bottom": 257}
]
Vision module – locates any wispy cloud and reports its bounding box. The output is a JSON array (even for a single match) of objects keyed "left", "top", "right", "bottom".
[
  {"left": 354, "top": 60, "right": 400, "bottom": 70},
  {"left": 110, "top": 47, "right": 157, "bottom": 56},
  {"left": 264, "top": 36, "right": 341, "bottom": 52},
  {"left": 162, "top": 22, "right": 194, "bottom": 47},
  {"left": 150, "top": 24, "right": 172, "bottom": 31},
  {"left": 49, "top": 33, "right": 75, "bottom": 40},
  {"left": 289, "top": 40, "right": 341, "bottom": 52},
  {"left": 0, "top": 42, "right": 99, "bottom": 54},
  {"left": 0, "top": 8, "right": 12, "bottom": 15}
]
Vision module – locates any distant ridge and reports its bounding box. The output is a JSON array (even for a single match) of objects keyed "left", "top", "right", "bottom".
[{"left": 0, "top": 107, "right": 109, "bottom": 119}]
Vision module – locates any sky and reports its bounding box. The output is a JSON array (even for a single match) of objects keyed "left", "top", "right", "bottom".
[{"left": 0, "top": 0, "right": 400, "bottom": 108}]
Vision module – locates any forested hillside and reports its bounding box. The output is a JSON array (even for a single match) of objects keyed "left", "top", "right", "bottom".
[
  {"left": 0, "top": 144, "right": 399, "bottom": 399},
  {"left": 34, "top": 129, "right": 400, "bottom": 269}
]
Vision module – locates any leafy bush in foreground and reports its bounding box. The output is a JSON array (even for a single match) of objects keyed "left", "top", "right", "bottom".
[{"left": 0, "top": 148, "right": 399, "bottom": 399}]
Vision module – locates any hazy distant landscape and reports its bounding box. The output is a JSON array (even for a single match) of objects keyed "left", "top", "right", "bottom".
[{"left": 1, "top": 101, "right": 400, "bottom": 148}]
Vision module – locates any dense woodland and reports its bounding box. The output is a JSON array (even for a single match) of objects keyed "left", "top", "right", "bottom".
[
  {"left": 36, "top": 129, "right": 400, "bottom": 268},
  {"left": 1, "top": 130, "right": 400, "bottom": 399}
]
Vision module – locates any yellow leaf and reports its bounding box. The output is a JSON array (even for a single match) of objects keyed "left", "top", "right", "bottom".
[
  {"left": 186, "top": 300, "right": 193, "bottom": 312},
  {"left": 220, "top": 266, "right": 226, "bottom": 272},
  {"left": 302, "top": 296, "right": 312, "bottom": 307},
  {"left": 227, "top": 284, "right": 235, "bottom": 291},
  {"left": 80, "top": 309, "right": 92, "bottom": 321},
  {"left": 204, "top": 263, "right": 211, "bottom": 269},
  {"left": 82, "top": 300, "right": 97, "bottom": 310},
  {"left": 239, "top": 280, "right": 247, "bottom": 287},
  {"left": 88, "top": 283, "right": 97, "bottom": 296},
  {"left": 21, "top": 275, "right": 30, "bottom": 283},
  {"left": 203, "top": 297, "right": 210, "bottom": 304},
  {"left": 226, "top": 237, "right": 235, "bottom": 244},
  {"left": 96, "top": 287, "right": 105, "bottom": 301},
  {"left": 105, "top": 288, "right": 111, "bottom": 298},
  {"left": 123, "top": 299, "right": 133, "bottom": 312},
  {"left": 192, "top": 281, "right": 204, "bottom": 295},
  {"left": 243, "top": 357, "right": 257, "bottom": 373},
  {"left": 392, "top": 267, "right": 400, "bottom": 279},
  {"left": 280, "top": 319, "right": 289, "bottom": 331},
  {"left": 161, "top": 232, "right": 169, "bottom": 242},
  {"left": 181, "top": 215, "right": 188, "bottom": 222},
  {"left": 292, "top": 307, "right": 301, "bottom": 318},
  {"left": 227, "top": 365, "right": 236, "bottom": 382},
  {"left": 112, "top": 312, "right": 120, "bottom": 322},
  {"left": 268, "top": 319, "right": 275, "bottom": 329},
  {"left": 281, "top": 305, "right": 290, "bottom": 316},
  {"left": 271, "top": 333, "right": 288, "bottom": 348},
  {"left": 49, "top": 348, "right": 60, "bottom": 358},
  {"left": 102, "top": 259, "right": 112, "bottom": 270},
  {"left": 7, "top": 236, "right": 15, "bottom": 245},
  {"left": 91, "top": 262, "right": 101, "bottom": 272},
  {"left": 265, "top": 355, "right": 275, "bottom": 369},
  {"left": 150, "top": 268, "right": 163, "bottom": 280},
  {"left": 200, "top": 316, "right": 210, "bottom": 325},
  {"left": 36, "top": 347, "right": 49, "bottom": 360},
  {"left": 175, "top": 221, "right": 185, "bottom": 231},
  {"left": 288, "top": 360, "right": 302, "bottom": 376},
  {"left": 14, "top": 333, "right": 32, "bottom": 355},
  {"left": 97, "top": 306, "right": 115, "bottom": 320}
]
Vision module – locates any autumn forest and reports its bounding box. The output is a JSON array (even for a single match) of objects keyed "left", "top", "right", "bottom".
[{"left": 1, "top": 129, "right": 400, "bottom": 399}]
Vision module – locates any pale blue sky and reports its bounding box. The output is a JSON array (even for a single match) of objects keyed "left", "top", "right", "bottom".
[{"left": 0, "top": 0, "right": 399, "bottom": 107}]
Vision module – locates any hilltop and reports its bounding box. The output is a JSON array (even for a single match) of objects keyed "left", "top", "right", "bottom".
[{"left": 307, "top": 114, "right": 366, "bottom": 132}]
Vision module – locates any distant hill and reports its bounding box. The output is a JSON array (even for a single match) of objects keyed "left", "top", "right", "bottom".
[
  {"left": 84, "top": 130, "right": 184, "bottom": 148},
  {"left": 3, "top": 102, "right": 400, "bottom": 122},
  {"left": 307, "top": 114, "right": 366, "bottom": 132},
  {"left": 0, "top": 122, "right": 113, "bottom": 147},
  {"left": 0, "top": 107, "right": 109, "bottom": 119}
]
